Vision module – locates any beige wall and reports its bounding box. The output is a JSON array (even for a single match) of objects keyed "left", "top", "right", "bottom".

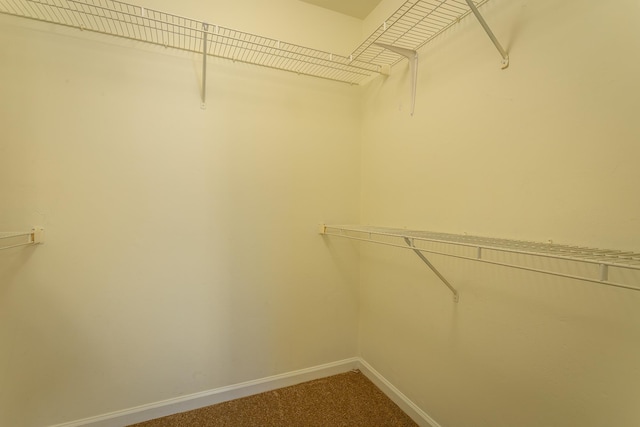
[
  {"left": 360, "top": 0, "right": 640, "bottom": 426},
  {"left": 0, "top": 2, "right": 361, "bottom": 426}
]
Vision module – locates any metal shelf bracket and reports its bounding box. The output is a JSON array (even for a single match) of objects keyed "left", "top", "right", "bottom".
[{"left": 374, "top": 43, "right": 418, "bottom": 116}]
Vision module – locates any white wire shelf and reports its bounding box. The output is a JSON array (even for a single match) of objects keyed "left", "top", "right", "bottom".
[
  {"left": 0, "top": 227, "right": 45, "bottom": 251},
  {"left": 0, "top": 0, "right": 501, "bottom": 87},
  {"left": 321, "top": 225, "right": 640, "bottom": 294},
  {"left": 0, "top": 0, "right": 380, "bottom": 85},
  {"left": 350, "top": 0, "right": 494, "bottom": 67}
]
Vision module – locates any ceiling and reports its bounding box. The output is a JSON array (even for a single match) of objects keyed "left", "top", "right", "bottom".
[{"left": 298, "top": 0, "right": 384, "bottom": 19}]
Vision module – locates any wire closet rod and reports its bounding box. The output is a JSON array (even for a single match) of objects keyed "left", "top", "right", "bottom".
[{"left": 320, "top": 225, "right": 640, "bottom": 293}]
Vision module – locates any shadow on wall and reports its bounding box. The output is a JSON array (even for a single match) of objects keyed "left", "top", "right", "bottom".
[
  {"left": 0, "top": 246, "right": 95, "bottom": 426},
  {"left": 0, "top": 245, "right": 36, "bottom": 299}
]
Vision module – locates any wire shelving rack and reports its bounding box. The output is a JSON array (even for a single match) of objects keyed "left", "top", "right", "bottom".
[
  {"left": 0, "top": 0, "right": 504, "bottom": 89},
  {"left": 0, "top": 0, "right": 378, "bottom": 85},
  {"left": 321, "top": 225, "right": 640, "bottom": 299}
]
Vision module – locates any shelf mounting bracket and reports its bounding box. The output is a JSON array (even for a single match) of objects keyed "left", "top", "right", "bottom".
[
  {"left": 374, "top": 43, "right": 418, "bottom": 116},
  {"left": 403, "top": 237, "right": 459, "bottom": 303},
  {"left": 464, "top": 0, "right": 509, "bottom": 69}
]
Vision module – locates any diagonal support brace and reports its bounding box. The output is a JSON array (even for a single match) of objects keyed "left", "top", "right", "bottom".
[
  {"left": 464, "top": 0, "right": 509, "bottom": 69},
  {"left": 374, "top": 43, "right": 418, "bottom": 116},
  {"left": 404, "top": 237, "right": 459, "bottom": 303}
]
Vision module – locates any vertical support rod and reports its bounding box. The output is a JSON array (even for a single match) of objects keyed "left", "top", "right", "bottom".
[
  {"left": 201, "top": 23, "right": 208, "bottom": 108},
  {"left": 404, "top": 238, "right": 459, "bottom": 303},
  {"left": 408, "top": 52, "right": 418, "bottom": 116},
  {"left": 464, "top": 0, "right": 509, "bottom": 69}
]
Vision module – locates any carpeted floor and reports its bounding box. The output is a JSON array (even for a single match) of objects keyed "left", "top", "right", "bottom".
[{"left": 128, "top": 370, "right": 419, "bottom": 427}]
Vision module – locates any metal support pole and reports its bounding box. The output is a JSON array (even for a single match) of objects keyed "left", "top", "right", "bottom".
[
  {"left": 464, "top": 0, "right": 509, "bottom": 69},
  {"left": 404, "top": 238, "right": 459, "bottom": 303},
  {"left": 201, "top": 23, "right": 208, "bottom": 108}
]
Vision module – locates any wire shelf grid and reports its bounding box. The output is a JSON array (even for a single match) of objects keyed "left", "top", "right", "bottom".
[
  {"left": 322, "top": 225, "right": 640, "bottom": 292},
  {"left": 0, "top": 0, "right": 495, "bottom": 85},
  {"left": 0, "top": 0, "right": 380, "bottom": 84},
  {"left": 350, "top": 0, "right": 490, "bottom": 66}
]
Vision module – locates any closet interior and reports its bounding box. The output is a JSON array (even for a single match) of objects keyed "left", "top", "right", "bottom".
[{"left": 2, "top": 0, "right": 639, "bottom": 426}]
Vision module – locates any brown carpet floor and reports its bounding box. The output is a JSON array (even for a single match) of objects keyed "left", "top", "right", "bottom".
[{"left": 128, "top": 370, "right": 419, "bottom": 427}]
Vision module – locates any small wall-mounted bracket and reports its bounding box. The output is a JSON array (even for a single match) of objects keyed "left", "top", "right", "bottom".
[
  {"left": 374, "top": 43, "right": 418, "bottom": 116},
  {"left": 31, "top": 227, "right": 45, "bottom": 245}
]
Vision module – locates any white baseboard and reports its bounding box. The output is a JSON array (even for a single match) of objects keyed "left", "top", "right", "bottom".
[
  {"left": 49, "top": 358, "right": 360, "bottom": 427},
  {"left": 356, "top": 359, "right": 442, "bottom": 427},
  {"left": 49, "top": 357, "right": 440, "bottom": 427}
]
